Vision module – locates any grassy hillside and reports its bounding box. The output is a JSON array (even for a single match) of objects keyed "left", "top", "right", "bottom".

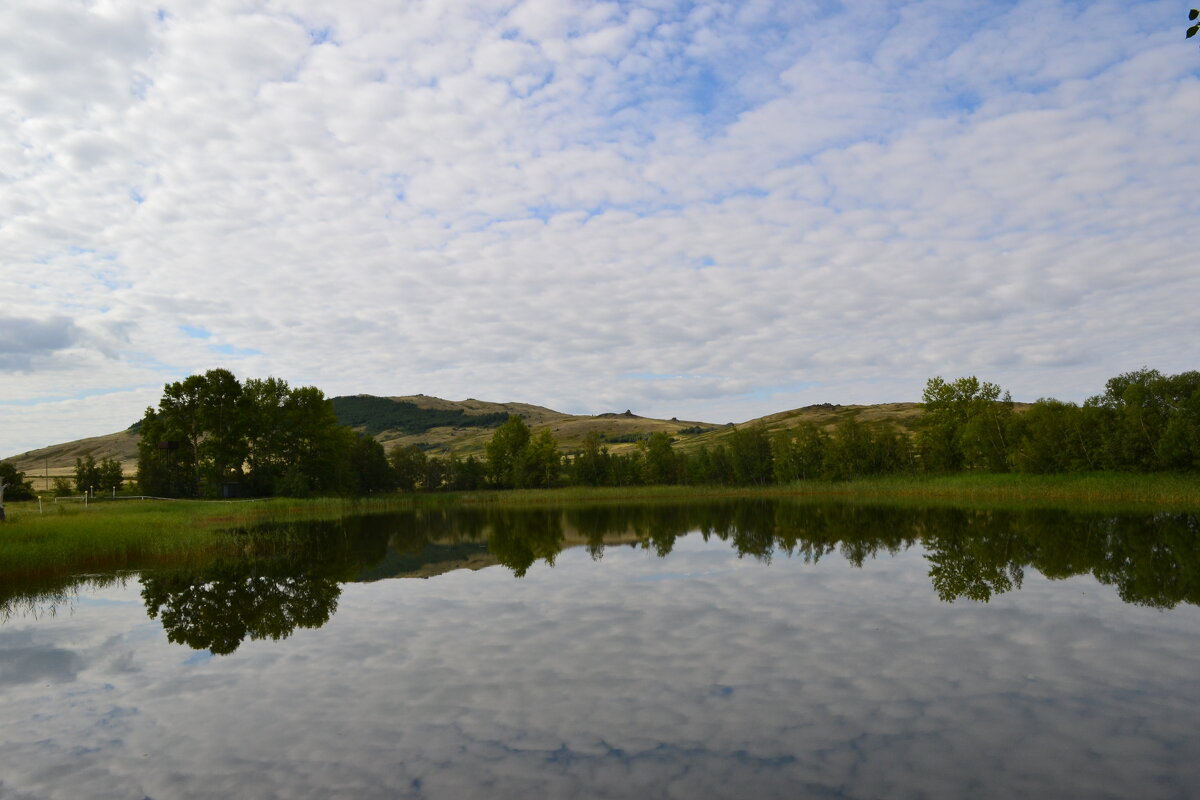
[
  {"left": 3, "top": 394, "right": 943, "bottom": 484},
  {"left": 3, "top": 429, "right": 141, "bottom": 492}
]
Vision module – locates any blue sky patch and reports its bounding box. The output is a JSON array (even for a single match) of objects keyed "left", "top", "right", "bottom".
[
  {"left": 180, "top": 325, "right": 211, "bottom": 340},
  {"left": 209, "top": 343, "right": 265, "bottom": 357}
]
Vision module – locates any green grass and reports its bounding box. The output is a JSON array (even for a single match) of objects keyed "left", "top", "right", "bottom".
[
  {"left": 451, "top": 472, "right": 1200, "bottom": 511},
  {"left": 0, "top": 495, "right": 418, "bottom": 579},
  {"left": 791, "top": 471, "right": 1200, "bottom": 509}
]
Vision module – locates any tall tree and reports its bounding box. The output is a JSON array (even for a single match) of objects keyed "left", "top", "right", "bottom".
[
  {"left": 159, "top": 373, "right": 208, "bottom": 494},
  {"left": 0, "top": 462, "right": 35, "bottom": 504},
  {"left": 524, "top": 429, "right": 562, "bottom": 488},
  {"left": 573, "top": 430, "right": 609, "bottom": 486},
  {"left": 486, "top": 415, "right": 532, "bottom": 488},
  {"left": 918, "top": 376, "right": 1011, "bottom": 472},
  {"left": 348, "top": 433, "right": 395, "bottom": 494},
  {"left": 729, "top": 424, "right": 773, "bottom": 486},
  {"left": 74, "top": 454, "right": 100, "bottom": 494},
  {"left": 242, "top": 376, "right": 292, "bottom": 495},
  {"left": 643, "top": 431, "right": 677, "bottom": 485},
  {"left": 388, "top": 444, "right": 427, "bottom": 492},
  {"left": 197, "top": 368, "right": 246, "bottom": 488},
  {"left": 97, "top": 458, "right": 124, "bottom": 494}
]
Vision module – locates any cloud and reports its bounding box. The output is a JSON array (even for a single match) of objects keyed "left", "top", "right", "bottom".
[
  {"left": 0, "top": 315, "right": 81, "bottom": 371},
  {"left": 0, "top": 631, "right": 85, "bottom": 686},
  {"left": 1, "top": 0, "right": 1197, "bottom": 451}
]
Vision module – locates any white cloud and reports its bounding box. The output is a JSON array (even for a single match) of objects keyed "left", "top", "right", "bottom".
[{"left": 1, "top": 0, "right": 1197, "bottom": 454}]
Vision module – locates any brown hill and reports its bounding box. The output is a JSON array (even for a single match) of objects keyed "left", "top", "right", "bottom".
[{"left": 3, "top": 430, "right": 141, "bottom": 492}]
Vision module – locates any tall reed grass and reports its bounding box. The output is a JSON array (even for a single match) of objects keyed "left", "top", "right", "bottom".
[
  {"left": 0, "top": 495, "right": 417, "bottom": 578},
  {"left": 451, "top": 472, "right": 1200, "bottom": 511}
]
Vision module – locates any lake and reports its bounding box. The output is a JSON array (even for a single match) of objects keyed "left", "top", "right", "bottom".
[{"left": 2, "top": 500, "right": 1199, "bottom": 799}]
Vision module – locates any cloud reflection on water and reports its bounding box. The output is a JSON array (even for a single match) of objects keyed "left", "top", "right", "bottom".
[{"left": 0, "top": 536, "right": 1198, "bottom": 799}]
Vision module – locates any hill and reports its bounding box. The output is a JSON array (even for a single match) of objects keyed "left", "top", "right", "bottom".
[
  {"left": 1, "top": 394, "right": 945, "bottom": 491},
  {"left": 2, "top": 429, "right": 141, "bottom": 493}
]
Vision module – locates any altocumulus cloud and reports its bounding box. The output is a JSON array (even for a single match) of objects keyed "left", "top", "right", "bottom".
[{"left": 1, "top": 0, "right": 1198, "bottom": 454}]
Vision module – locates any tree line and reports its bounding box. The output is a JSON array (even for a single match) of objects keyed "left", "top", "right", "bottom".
[
  {"left": 395, "top": 367, "right": 1199, "bottom": 491},
  {"left": 118, "top": 365, "right": 1200, "bottom": 496},
  {"left": 3, "top": 366, "right": 1196, "bottom": 502}
]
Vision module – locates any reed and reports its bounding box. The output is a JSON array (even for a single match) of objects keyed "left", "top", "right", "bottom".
[
  {"left": 449, "top": 472, "right": 1200, "bottom": 511},
  {"left": 0, "top": 495, "right": 418, "bottom": 578}
]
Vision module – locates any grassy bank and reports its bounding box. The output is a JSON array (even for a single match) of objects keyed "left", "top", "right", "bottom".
[
  {"left": 1, "top": 472, "right": 1195, "bottom": 578},
  {"left": 453, "top": 472, "right": 1200, "bottom": 512},
  {"left": 0, "top": 495, "right": 417, "bottom": 579}
]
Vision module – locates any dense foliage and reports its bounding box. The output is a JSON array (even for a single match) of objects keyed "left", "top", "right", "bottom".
[
  {"left": 137, "top": 369, "right": 391, "bottom": 498},
  {"left": 330, "top": 395, "right": 507, "bottom": 435},
  {"left": 74, "top": 454, "right": 125, "bottom": 495},
  {"left": 0, "top": 462, "right": 35, "bottom": 501}
]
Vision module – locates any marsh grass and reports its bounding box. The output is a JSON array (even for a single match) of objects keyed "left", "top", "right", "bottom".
[
  {"left": 452, "top": 472, "right": 1200, "bottom": 512},
  {"left": 0, "top": 495, "right": 417, "bottom": 580}
]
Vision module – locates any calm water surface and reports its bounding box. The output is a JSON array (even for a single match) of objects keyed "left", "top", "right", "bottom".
[{"left": 2, "top": 501, "right": 1199, "bottom": 799}]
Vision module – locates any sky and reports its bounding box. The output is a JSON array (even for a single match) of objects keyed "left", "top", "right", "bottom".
[{"left": 2, "top": 0, "right": 1198, "bottom": 456}]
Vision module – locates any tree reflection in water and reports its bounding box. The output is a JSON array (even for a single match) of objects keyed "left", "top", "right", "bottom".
[
  {"left": 140, "top": 566, "right": 341, "bottom": 655},
  {"left": 3, "top": 501, "right": 1198, "bottom": 653}
]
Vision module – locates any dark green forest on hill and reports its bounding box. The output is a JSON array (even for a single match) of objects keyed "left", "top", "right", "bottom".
[{"left": 330, "top": 396, "right": 508, "bottom": 435}]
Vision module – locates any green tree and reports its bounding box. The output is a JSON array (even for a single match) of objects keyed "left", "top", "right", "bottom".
[
  {"left": 136, "top": 407, "right": 187, "bottom": 496},
  {"left": 241, "top": 376, "right": 292, "bottom": 496},
  {"left": 1008, "top": 399, "right": 1091, "bottom": 473},
  {"left": 573, "top": 430, "right": 609, "bottom": 486},
  {"left": 96, "top": 458, "right": 124, "bottom": 494},
  {"left": 348, "top": 433, "right": 394, "bottom": 494},
  {"left": 1089, "top": 368, "right": 1200, "bottom": 472},
  {"left": 74, "top": 454, "right": 101, "bottom": 494},
  {"left": 139, "top": 372, "right": 353, "bottom": 498},
  {"left": 822, "top": 417, "right": 872, "bottom": 480},
  {"left": 918, "top": 376, "right": 1011, "bottom": 472},
  {"left": 197, "top": 368, "right": 246, "bottom": 488},
  {"left": 642, "top": 431, "right": 677, "bottom": 485},
  {"left": 1158, "top": 371, "right": 1200, "bottom": 470},
  {"left": 279, "top": 385, "right": 348, "bottom": 495},
  {"left": 158, "top": 373, "right": 208, "bottom": 493},
  {"left": 1090, "top": 368, "right": 1170, "bottom": 470},
  {"left": 0, "top": 462, "right": 35, "bottom": 501},
  {"left": 707, "top": 444, "right": 734, "bottom": 485},
  {"left": 524, "top": 429, "right": 562, "bottom": 488},
  {"left": 486, "top": 415, "right": 532, "bottom": 488},
  {"left": 447, "top": 454, "right": 486, "bottom": 490},
  {"left": 729, "top": 424, "right": 773, "bottom": 485},
  {"left": 423, "top": 455, "right": 448, "bottom": 491},
  {"left": 388, "top": 445, "right": 427, "bottom": 492},
  {"left": 772, "top": 422, "right": 826, "bottom": 482}
]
